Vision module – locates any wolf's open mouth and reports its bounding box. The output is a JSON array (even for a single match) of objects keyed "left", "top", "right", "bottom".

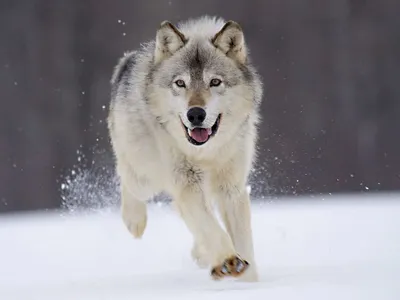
[{"left": 181, "top": 114, "right": 222, "bottom": 146}]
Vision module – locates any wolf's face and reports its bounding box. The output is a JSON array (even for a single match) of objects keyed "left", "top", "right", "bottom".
[{"left": 150, "top": 19, "right": 261, "bottom": 147}]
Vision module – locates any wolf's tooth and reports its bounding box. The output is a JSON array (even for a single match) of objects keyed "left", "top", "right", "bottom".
[
  {"left": 207, "top": 128, "right": 212, "bottom": 135},
  {"left": 187, "top": 128, "right": 192, "bottom": 137}
]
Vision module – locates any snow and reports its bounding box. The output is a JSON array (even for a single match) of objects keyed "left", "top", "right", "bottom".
[{"left": 1, "top": 194, "right": 400, "bottom": 300}]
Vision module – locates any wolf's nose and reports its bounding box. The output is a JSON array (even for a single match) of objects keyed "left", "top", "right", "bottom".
[{"left": 187, "top": 107, "right": 206, "bottom": 126}]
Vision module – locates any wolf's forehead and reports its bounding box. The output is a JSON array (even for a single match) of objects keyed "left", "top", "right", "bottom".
[
  {"left": 187, "top": 49, "right": 207, "bottom": 80},
  {"left": 182, "top": 44, "right": 217, "bottom": 80}
]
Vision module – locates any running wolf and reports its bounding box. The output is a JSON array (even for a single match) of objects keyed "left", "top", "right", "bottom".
[{"left": 108, "top": 16, "right": 263, "bottom": 282}]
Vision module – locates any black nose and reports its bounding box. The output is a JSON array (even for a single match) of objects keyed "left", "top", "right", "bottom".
[{"left": 187, "top": 107, "right": 206, "bottom": 126}]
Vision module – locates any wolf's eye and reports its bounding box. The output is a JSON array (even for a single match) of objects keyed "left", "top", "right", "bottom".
[
  {"left": 175, "top": 79, "right": 186, "bottom": 88},
  {"left": 210, "top": 78, "right": 222, "bottom": 87}
]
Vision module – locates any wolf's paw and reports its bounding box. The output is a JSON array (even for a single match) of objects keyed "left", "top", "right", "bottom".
[
  {"left": 210, "top": 255, "right": 250, "bottom": 280},
  {"left": 191, "top": 242, "right": 210, "bottom": 269},
  {"left": 236, "top": 265, "right": 259, "bottom": 282},
  {"left": 122, "top": 209, "right": 147, "bottom": 239}
]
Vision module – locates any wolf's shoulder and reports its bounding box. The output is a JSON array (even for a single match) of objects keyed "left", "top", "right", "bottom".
[
  {"left": 111, "top": 42, "right": 155, "bottom": 85},
  {"left": 110, "top": 51, "right": 138, "bottom": 88}
]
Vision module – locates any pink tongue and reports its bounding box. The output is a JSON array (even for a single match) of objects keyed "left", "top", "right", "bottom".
[{"left": 191, "top": 128, "right": 209, "bottom": 143}]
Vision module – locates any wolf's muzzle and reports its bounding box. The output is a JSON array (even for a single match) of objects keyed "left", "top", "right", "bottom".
[{"left": 180, "top": 113, "right": 222, "bottom": 146}]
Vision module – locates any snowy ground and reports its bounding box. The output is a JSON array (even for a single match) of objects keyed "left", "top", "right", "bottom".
[{"left": 1, "top": 193, "right": 400, "bottom": 300}]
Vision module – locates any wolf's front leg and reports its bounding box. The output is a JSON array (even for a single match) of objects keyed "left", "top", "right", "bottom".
[
  {"left": 209, "top": 172, "right": 258, "bottom": 282},
  {"left": 173, "top": 187, "right": 249, "bottom": 279},
  {"left": 217, "top": 189, "right": 258, "bottom": 282}
]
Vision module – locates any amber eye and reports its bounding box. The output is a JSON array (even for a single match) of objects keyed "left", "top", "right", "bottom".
[
  {"left": 210, "top": 78, "right": 222, "bottom": 87},
  {"left": 175, "top": 79, "right": 186, "bottom": 88}
]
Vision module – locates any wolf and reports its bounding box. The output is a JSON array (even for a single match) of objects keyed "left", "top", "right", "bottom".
[{"left": 107, "top": 16, "right": 263, "bottom": 282}]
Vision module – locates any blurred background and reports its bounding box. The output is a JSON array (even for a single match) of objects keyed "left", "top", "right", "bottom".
[{"left": 1, "top": 0, "right": 399, "bottom": 213}]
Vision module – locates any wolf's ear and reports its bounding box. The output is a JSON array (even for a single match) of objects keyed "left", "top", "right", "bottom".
[
  {"left": 154, "top": 21, "right": 186, "bottom": 64},
  {"left": 212, "top": 21, "right": 247, "bottom": 64}
]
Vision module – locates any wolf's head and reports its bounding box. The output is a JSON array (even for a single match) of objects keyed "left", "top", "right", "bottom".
[{"left": 149, "top": 16, "right": 262, "bottom": 148}]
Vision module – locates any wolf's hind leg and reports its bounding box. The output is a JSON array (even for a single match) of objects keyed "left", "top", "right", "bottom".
[
  {"left": 121, "top": 183, "right": 148, "bottom": 239},
  {"left": 191, "top": 240, "right": 211, "bottom": 268}
]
